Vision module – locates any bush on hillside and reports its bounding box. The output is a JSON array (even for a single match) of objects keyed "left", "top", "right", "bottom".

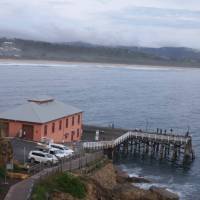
[{"left": 32, "top": 172, "right": 86, "bottom": 200}]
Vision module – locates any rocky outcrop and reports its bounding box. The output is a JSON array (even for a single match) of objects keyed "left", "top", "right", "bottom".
[
  {"left": 115, "top": 168, "right": 151, "bottom": 184},
  {"left": 51, "top": 162, "right": 179, "bottom": 200},
  {"left": 90, "top": 162, "right": 179, "bottom": 200},
  {"left": 149, "top": 187, "right": 179, "bottom": 200},
  {"left": 91, "top": 161, "right": 117, "bottom": 190}
]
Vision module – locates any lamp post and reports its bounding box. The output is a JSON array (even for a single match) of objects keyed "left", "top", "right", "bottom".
[
  {"left": 145, "top": 119, "right": 149, "bottom": 132},
  {"left": 186, "top": 125, "right": 190, "bottom": 137}
]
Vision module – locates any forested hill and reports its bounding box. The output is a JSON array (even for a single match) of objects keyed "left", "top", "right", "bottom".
[{"left": 0, "top": 38, "right": 200, "bottom": 67}]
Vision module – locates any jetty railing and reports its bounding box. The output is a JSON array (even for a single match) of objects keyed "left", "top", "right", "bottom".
[
  {"left": 83, "top": 131, "right": 194, "bottom": 161},
  {"left": 83, "top": 131, "right": 190, "bottom": 149}
]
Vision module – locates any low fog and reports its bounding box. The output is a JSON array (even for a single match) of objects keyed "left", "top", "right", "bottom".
[{"left": 0, "top": 0, "right": 200, "bottom": 49}]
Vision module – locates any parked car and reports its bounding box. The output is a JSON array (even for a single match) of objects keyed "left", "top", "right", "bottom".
[
  {"left": 38, "top": 137, "right": 54, "bottom": 146},
  {"left": 28, "top": 150, "right": 58, "bottom": 165},
  {"left": 49, "top": 143, "right": 74, "bottom": 156},
  {"left": 36, "top": 146, "right": 66, "bottom": 159},
  {"left": 35, "top": 145, "right": 49, "bottom": 152},
  {"left": 48, "top": 148, "right": 66, "bottom": 159}
]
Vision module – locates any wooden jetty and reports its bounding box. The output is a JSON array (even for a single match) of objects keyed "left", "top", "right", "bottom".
[{"left": 83, "top": 130, "right": 195, "bottom": 162}]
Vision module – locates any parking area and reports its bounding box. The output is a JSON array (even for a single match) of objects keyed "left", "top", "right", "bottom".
[
  {"left": 10, "top": 138, "right": 83, "bottom": 164},
  {"left": 10, "top": 138, "right": 38, "bottom": 164}
]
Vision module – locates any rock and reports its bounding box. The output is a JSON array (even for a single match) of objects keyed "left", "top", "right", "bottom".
[
  {"left": 150, "top": 186, "right": 179, "bottom": 200},
  {"left": 91, "top": 162, "right": 117, "bottom": 190},
  {"left": 90, "top": 163, "right": 179, "bottom": 200},
  {"left": 49, "top": 162, "right": 179, "bottom": 200},
  {"left": 51, "top": 192, "right": 76, "bottom": 200},
  {"left": 85, "top": 179, "right": 113, "bottom": 200},
  {"left": 115, "top": 166, "right": 151, "bottom": 184},
  {"left": 113, "top": 183, "right": 158, "bottom": 200},
  {"left": 126, "top": 176, "right": 151, "bottom": 183}
]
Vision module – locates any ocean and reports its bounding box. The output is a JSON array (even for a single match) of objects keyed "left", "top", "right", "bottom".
[{"left": 0, "top": 62, "right": 199, "bottom": 199}]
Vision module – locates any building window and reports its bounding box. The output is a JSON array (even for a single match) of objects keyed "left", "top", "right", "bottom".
[
  {"left": 52, "top": 123, "right": 55, "bottom": 133},
  {"left": 66, "top": 118, "right": 68, "bottom": 128},
  {"left": 78, "top": 115, "right": 80, "bottom": 124},
  {"left": 44, "top": 125, "right": 48, "bottom": 136},
  {"left": 59, "top": 120, "right": 62, "bottom": 130},
  {"left": 72, "top": 116, "right": 74, "bottom": 126},
  {"left": 77, "top": 129, "right": 79, "bottom": 137}
]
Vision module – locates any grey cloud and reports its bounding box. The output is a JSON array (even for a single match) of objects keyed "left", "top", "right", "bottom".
[{"left": 0, "top": 0, "right": 200, "bottom": 49}]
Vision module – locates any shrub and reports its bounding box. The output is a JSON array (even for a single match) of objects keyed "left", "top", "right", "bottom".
[
  {"left": 55, "top": 173, "right": 86, "bottom": 199},
  {"left": 32, "top": 185, "right": 47, "bottom": 200},
  {"left": 32, "top": 172, "right": 86, "bottom": 199}
]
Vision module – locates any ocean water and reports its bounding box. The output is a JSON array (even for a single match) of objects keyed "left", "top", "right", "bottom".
[{"left": 0, "top": 62, "right": 200, "bottom": 199}]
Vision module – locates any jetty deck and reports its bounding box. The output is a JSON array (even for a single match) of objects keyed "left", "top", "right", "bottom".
[
  {"left": 82, "top": 125, "right": 127, "bottom": 141},
  {"left": 83, "top": 125, "right": 195, "bottom": 162}
]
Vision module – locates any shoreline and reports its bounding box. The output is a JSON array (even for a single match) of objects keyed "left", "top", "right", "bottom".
[
  {"left": 85, "top": 161, "right": 180, "bottom": 200},
  {"left": 0, "top": 58, "right": 199, "bottom": 70},
  {"left": 114, "top": 164, "right": 180, "bottom": 200}
]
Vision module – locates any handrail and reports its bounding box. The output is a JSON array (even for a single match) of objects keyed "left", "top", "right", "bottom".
[{"left": 83, "top": 131, "right": 190, "bottom": 150}]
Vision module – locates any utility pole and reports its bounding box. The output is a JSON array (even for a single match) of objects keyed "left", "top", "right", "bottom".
[{"left": 23, "top": 147, "right": 26, "bottom": 166}]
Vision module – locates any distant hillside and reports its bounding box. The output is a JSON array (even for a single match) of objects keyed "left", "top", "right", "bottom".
[{"left": 0, "top": 38, "right": 199, "bottom": 67}]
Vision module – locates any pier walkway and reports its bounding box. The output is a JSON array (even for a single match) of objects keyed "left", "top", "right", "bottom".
[{"left": 83, "top": 130, "right": 195, "bottom": 161}]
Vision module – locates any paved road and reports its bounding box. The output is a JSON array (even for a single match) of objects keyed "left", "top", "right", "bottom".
[{"left": 10, "top": 138, "right": 82, "bottom": 164}]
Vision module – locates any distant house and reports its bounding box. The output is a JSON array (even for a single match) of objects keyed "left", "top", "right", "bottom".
[
  {"left": 0, "top": 41, "right": 21, "bottom": 57},
  {"left": 0, "top": 97, "right": 83, "bottom": 143}
]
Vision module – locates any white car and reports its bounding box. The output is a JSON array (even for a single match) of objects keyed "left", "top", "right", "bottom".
[
  {"left": 28, "top": 150, "right": 58, "bottom": 165},
  {"left": 49, "top": 144, "right": 74, "bottom": 156},
  {"left": 39, "top": 137, "right": 54, "bottom": 146},
  {"left": 48, "top": 148, "right": 66, "bottom": 159},
  {"left": 35, "top": 146, "right": 66, "bottom": 159}
]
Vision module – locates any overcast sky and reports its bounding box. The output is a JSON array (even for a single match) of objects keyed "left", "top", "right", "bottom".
[{"left": 0, "top": 0, "right": 200, "bottom": 48}]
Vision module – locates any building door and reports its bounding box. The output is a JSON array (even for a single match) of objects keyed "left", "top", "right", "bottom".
[
  {"left": 22, "top": 124, "right": 34, "bottom": 140},
  {"left": 0, "top": 122, "right": 9, "bottom": 137}
]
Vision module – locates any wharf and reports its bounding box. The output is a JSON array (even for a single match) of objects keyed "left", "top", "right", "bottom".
[{"left": 82, "top": 125, "right": 195, "bottom": 162}]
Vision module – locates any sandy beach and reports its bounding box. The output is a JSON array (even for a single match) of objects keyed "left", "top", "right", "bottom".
[{"left": 0, "top": 58, "right": 199, "bottom": 70}]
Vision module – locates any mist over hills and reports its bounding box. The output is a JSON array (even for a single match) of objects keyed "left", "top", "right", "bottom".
[{"left": 0, "top": 38, "right": 199, "bottom": 67}]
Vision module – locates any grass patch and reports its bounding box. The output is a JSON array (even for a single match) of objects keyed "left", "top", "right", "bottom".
[
  {"left": 32, "top": 172, "right": 86, "bottom": 200},
  {"left": 32, "top": 185, "right": 47, "bottom": 200},
  {"left": 55, "top": 173, "right": 86, "bottom": 198}
]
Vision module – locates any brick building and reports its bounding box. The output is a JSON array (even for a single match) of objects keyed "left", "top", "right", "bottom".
[{"left": 0, "top": 97, "right": 83, "bottom": 143}]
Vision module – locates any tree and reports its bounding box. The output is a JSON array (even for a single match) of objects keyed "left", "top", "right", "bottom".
[{"left": 0, "top": 123, "right": 13, "bottom": 167}]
